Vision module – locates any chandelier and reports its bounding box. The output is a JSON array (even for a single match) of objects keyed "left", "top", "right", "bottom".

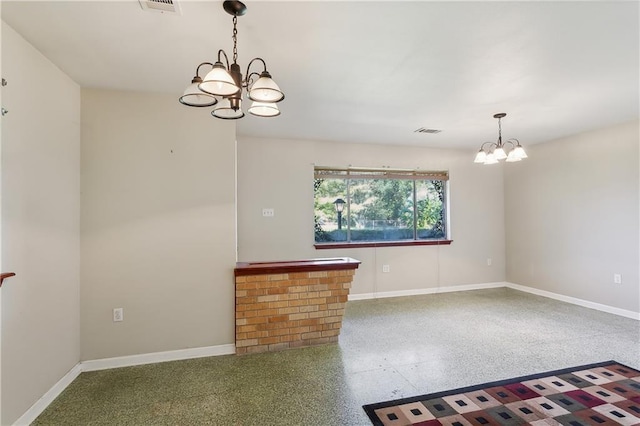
[
  {"left": 474, "top": 113, "right": 527, "bottom": 164},
  {"left": 179, "top": 1, "right": 284, "bottom": 119}
]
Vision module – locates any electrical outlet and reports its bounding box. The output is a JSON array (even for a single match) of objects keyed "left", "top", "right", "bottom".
[
  {"left": 487, "top": 258, "right": 492, "bottom": 266},
  {"left": 613, "top": 274, "right": 622, "bottom": 284},
  {"left": 113, "top": 308, "right": 124, "bottom": 322},
  {"left": 382, "top": 264, "right": 390, "bottom": 273},
  {"left": 262, "top": 208, "right": 275, "bottom": 217}
]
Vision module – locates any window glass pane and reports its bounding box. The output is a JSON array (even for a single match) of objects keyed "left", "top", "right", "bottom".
[
  {"left": 351, "top": 179, "right": 414, "bottom": 241},
  {"left": 314, "top": 178, "right": 347, "bottom": 242},
  {"left": 415, "top": 180, "right": 446, "bottom": 239},
  {"left": 314, "top": 168, "right": 448, "bottom": 245}
]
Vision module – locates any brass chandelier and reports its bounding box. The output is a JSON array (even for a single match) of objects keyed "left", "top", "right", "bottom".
[
  {"left": 474, "top": 113, "right": 527, "bottom": 164},
  {"left": 179, "top": 0, "right": 284, "bottom": 119}
]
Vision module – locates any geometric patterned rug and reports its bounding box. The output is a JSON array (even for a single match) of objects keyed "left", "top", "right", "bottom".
[{"left": 363, "top": 360, "right": 640, "bottom": 425}]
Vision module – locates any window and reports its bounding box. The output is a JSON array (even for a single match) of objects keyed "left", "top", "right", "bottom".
[{"left": 314, "top": 167, "right": 450, "bottom": 248}]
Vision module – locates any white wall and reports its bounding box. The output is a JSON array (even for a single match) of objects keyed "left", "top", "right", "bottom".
[
  {"left": 505, "top": 120, "right": 640, "bottom": 313},
  {"left": 1, "top": 22, "right": 81, "bottom": 425},
  {"left": 81, "top": 89, "right": 236, "bottom": 360},
  {"left": 237, "top": 137, "right": 506, "bottom": 295}
]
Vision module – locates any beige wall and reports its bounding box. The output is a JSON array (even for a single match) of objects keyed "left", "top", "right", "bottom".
[
  {"left": 1, "top": 22, "right": 81, "bottom": 425},
  {"left": 1, "top": 5, "right": 4, "bottom": 422},
  {"left": 237, "top": 137, "right": 506, "bottom": 295},
  {"left": 80, "top": 89, "right": 236, "bottom": 360},
  {"left": 505, "top": 120, "right": 640, "bottom": 313}
]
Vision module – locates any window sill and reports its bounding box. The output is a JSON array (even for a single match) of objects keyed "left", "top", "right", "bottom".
[{"left": 314, "top": 239, "right": 453, "bottom": 249}]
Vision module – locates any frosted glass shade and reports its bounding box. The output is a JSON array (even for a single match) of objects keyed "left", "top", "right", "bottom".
[
  {"left": 474, "top": 150, "right": 487, "bottom": 163},
  {"left": 199, "top": 63, "right": 239, "bottom": 97},
  {"left": 179, "top": 82, "right": 218, "bottom": 107},
  {"left": 484, "top": 153, "right": 498, "bottom": 165},
  {"left": 248, "top": 101, "right": 280, "bottom": 117},
  {"left": 505, "top": 151, "right": 522, "bottom": 162},
  {"left": 248, "top": 72, "right": 284, "bottom": 102},
  {"left": 493, "top": 147, "right": 507, "bottom": 160},
  {"left": 512, "top": 146, "right": 528, "bottom": 159},
  {"left": 212, "top": 98, "right": 245, "bottom": 120}
]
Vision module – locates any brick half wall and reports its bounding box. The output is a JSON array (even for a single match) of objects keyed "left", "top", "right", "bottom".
[{"left": 234, "top": 258, "right": 360, "bottom": 355}]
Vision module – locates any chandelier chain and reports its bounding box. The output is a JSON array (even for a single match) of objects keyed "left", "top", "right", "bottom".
[{"left": 232, "top": 15, "right": 238, "bottom": 64}]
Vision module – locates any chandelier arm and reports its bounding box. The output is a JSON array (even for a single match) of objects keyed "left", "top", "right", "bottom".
[
  {"left": 245, "top": 72, "right": 261, "bottom": 88},
  {"left": 480, "top": 141, "right": 496, "bottom": 152},
  {"left": 245, "top": 57, "right": 267, "bottom": 81},
  {"left": 195, "top": 62, "right": 215, "bottom": 77},
  {"left": 217, "top": 50, "right": 231, "bottom": 69},
  {"left": 507, "top": 138, "right": 522, "bottom": 146}
]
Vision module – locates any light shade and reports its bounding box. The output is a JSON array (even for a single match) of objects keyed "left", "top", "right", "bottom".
[
  {"left": 512, "top": 145, "right": 528, "bottom": 159},
  {"left": 493, "top": 147, "right": 507, "bottom": 160},
  {"left": 179, "top": 80, "right": 218, "bottom": 107},
  {"left": 212, "top": 98, "right": 245, "bottom": 120},
  {"left": 484, "top": 153, "right": 498, "bottom": 165},
  {"left": 474, "top": 150, "right": 487, "bottom": 164},
  {"left": 248, "top": 101, "right": 280, "bottom": 117},
  {"left": 505, "top": 151, "right": 522, "bottom": 162},
  {"left": 199, "top": 62, "right": 240, "bottom": 97},
  {"left": 248, "top": 71, "right": 285, "bottom": 102}
]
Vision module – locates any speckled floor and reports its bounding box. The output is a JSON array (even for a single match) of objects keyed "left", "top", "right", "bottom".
[{"left": 33, "top": 288, "right": 639, "bottom": 425}]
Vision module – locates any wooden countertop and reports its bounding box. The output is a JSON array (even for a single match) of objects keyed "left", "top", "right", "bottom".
[
  {"left": 0, "top": 272, "right": 16, "bottom": 287},
  {"left": 234, "top": 257, "right": 361, "bottom": 277}
]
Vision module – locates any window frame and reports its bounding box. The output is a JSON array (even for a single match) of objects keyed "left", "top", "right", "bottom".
[{"left": 313, "top": 166, "right": 453, "bottom": 249}]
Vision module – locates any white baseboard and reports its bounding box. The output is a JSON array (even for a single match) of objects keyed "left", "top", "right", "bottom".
[
  {"left": 348, "top": 281, "right": 507, "bottom": 301},
  {"left": 506, "top": 282, "right": 640, "bottom": 321},
  {"left": 13, "top": 363, "right": 83, "bottom": 426},
  {"left": 81, "top": 343, "right": 236, "bottom": 372}
]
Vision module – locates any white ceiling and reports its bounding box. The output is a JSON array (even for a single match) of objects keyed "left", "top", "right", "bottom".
[{"left": 2, "top": 1, "right": 638, "bottom": 150}]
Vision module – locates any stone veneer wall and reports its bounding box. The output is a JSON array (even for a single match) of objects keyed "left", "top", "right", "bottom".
[{"left": 235, "top": 269, "right": 355, "bottom": 355}]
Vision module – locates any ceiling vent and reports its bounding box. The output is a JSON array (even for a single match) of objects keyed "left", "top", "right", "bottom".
[
  {"left": 139, "top": 0, "right": 181, "bottom": 15},
  {"left": 414, "top": 127, "right": 442, "bottom": 134}
]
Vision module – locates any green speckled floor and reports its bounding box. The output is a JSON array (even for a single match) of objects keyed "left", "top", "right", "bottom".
[{"left": 33, "top": 288, "right": 639, "bottom": 425}]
